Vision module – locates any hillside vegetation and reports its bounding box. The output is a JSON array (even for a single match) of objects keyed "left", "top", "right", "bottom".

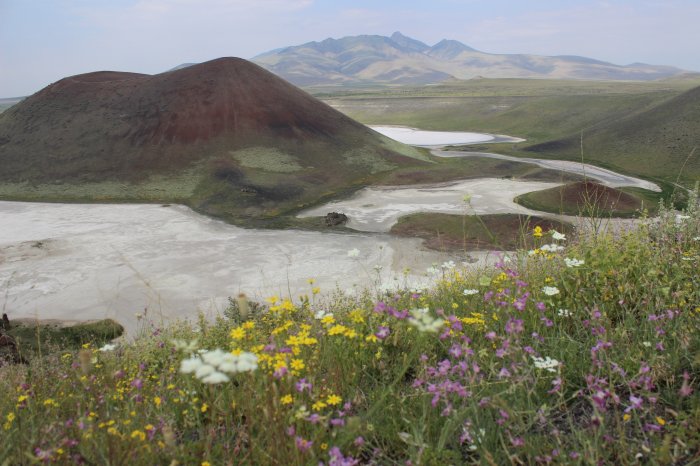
[
  {"left": 526, "top": 85, "right": 700, "bottom": 186},
  {"left": 1, "top": 194, "right": 698, "bottom": 464},
  {"left": 322, "top": 78, "right": 700, "bottom": 186}
]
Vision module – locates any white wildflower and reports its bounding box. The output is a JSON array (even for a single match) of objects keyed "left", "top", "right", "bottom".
[
  {"left": 347, "top": 248, "right": 360, "bottom": 258},
  {"left": 693, "top": 236, "right": 700, "bottom": 241},
  {"left": 564, "top": 257, "right": 585, "bottom": 268},
  {"left": 675, "top": 214, "right": 690, "bottom": 224},
  {"left": 314, "top": 310, "right": 333, "bottom": 320},
  {"left": 179, "top": 357, "right": 202, "bottom": 374},
  {"left": 426, "top": 264, "right": 440, "bottom": 275},
  {"left": 557, "top": 309, "right": 571, "bottom": 317},
  {"left": 408, "top": 308, "right": 444, "bottom": 333},
  {"left": 463, "top": 289, "right": 479, "bottom": 296},
  {"left": 201, "top": 371, "right": 230, "bottom": 384},
  {"left": 528, "top": 249, "right": 537, "bottom": 256},
  {"left": 551, "top": 230, "right": 566, "bottom": 241},
  {"left": 542, "top": 286, "right": 560, "bottom": 296},
  {"left": 441, "top": 260, "right": 456, "bottom": 270},
  {"left": 642, "top": 341, "right": 652, "bottom": 348},
  {"left": 172, "top": 339, "right": 199, "bottom": 353},
  {"left": 531, "top": 355, "right": 560, "bottom": 373},
  {"left": 98, "top": 343, "right": 117, "bottom": 352},
  {"left": 180, "top": 349, "right": 258, "bottom": 384},
  {"left": 201, "top": 349, "right": 231, "bottom": 367},
  {"left": 232, "top": 352, "right": 259, "bottom": 372},
  {"left": 195, "top": 364, "right": 216, "bottom": 379},
  {"left": 540, "top": 243, "right": 564, "bottom": 252}
]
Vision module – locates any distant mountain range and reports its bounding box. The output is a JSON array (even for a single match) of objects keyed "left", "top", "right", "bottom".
[{"left": 252, "top": 32, "right": 690, "bottom": 86}]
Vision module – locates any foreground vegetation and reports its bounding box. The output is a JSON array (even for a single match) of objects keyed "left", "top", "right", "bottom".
[{"left": 1, "top": 192, "right": 699, "bottom": 464}]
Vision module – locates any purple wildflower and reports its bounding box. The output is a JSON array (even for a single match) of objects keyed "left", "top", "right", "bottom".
[
  {"left": 375, "top": 326, "right": 390, "bottom": 339},
  {"left": 295, "top": 436, "right": 313, "bottom": 453},
  {"left": 295, "top": 378, "right": 312, "bottom": 393}
]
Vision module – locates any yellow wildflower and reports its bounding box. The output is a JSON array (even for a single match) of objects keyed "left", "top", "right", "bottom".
[
  {"left": 281, "top": 395, "right": 293, "bottom": 405},
  {"left": 230, "top": 327, "right": 246, "bottom": 340},
  {"left": 328, "top": 325, "right": 348, "bottom": 336},
  {"left": 326, "top": 394, "right": 342, "bottom": 406},
  {"left": 349, "top": 309, "right": 366, "bottom": 323},
  {"left": 533, "top": 226, "right": 543, "bottom": 237},
  {"left": 266, "top": 295, "right": 279, "bottom": 304},
  {"left": 3, "top": 412, "right": 16, "bottom": 430},
  {"left": 130, "top": 430, "right": 146, "bottom": 441},
  {"left": 312, "top": 401, "right": 327, "bottom": 411},
  {"left": 321, "top": 315, "right": 336, "bottom": 325},
  {"left": 290, "top": 359, "right": 305, "bottom": 371}
]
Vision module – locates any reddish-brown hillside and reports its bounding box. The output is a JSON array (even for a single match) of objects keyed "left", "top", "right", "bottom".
[
  {"left": 0, "top": 58, "right": 422, "bottom": 223},
  {"left": 0, "top": 57, "right": 416, "bottom": 181}
]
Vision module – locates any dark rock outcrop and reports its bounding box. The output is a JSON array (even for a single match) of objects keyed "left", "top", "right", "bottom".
[
  {"left": 325, "top": 212, "right": 348, "bottom": 227},
  {"left": 0, "top": 328, "right": 25, "bottom": 365}
]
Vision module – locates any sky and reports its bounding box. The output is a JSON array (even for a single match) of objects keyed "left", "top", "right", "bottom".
[{"left": 1, "top": 0, "right": 699, "bottom": 97}]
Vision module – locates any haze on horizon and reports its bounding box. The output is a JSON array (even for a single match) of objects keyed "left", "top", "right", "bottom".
[{"left": 1, "top": 0, "right": 699, "bottom": 97}]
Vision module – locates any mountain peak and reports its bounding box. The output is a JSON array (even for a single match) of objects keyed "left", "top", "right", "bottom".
[
  {"left": 389, "top": 31, "right": 431, "bottom": 53},
  {"left": 429, "top": 39, "right": 476, "bottom": 59}
]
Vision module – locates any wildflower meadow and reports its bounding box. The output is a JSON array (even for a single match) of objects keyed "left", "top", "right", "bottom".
[{"left": 1, "top": 193, "right": 699, "bottom": 465}]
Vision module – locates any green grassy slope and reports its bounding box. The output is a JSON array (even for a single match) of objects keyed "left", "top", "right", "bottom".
[{"left": 525, "top": 85, "right": 700, "bottom": 185}]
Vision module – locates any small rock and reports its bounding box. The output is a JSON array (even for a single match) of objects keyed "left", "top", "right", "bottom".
[{"left": 325, "top": 212, "right": 348, "bottom": 227}]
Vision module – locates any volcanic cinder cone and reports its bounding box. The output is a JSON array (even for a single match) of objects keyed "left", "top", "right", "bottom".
[{"left": 0, "top": 57, "right": 422, "bottom": 221}]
